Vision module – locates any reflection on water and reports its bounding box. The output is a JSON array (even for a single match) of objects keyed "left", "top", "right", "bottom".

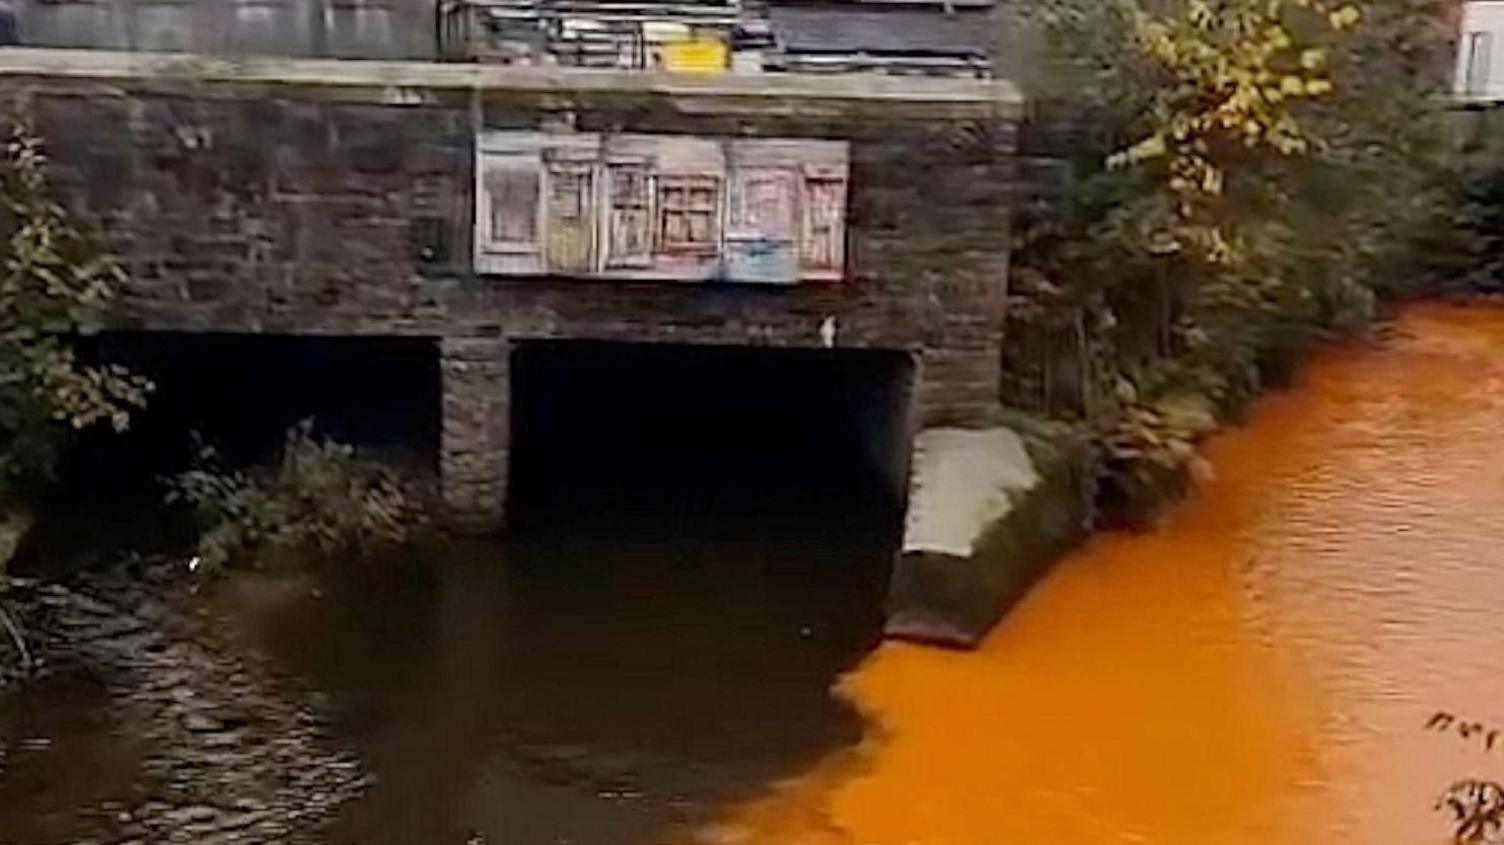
[
  {"left": 707, "top": 303, "right": 1504, "bottom": 844},
  {"left": 221, "top": 517, "right": 895, "bottom": 845},
  {"left": 0, "top": 673, "right": 147, "bottom": 843}
]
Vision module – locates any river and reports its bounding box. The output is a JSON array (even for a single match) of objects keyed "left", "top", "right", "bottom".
[
  {"left": 701, "top": 302, "right": 1504, "bottom": 844},
  {"left": 3, "top": 303, "right": 1503, "bottom": 844}
]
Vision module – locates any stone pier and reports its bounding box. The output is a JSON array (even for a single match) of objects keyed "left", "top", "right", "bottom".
[{"left": 439, "top": 337, "right": 511, "bottom": 528}]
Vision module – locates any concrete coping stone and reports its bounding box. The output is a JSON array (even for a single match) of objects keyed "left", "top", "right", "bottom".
[{"left": 0, "top": 47, "right": 1024, "bottom": 121}]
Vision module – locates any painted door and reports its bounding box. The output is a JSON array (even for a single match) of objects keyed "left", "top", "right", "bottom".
[{"left": 543, "top": 161, "right": 596, "bottom": 273}]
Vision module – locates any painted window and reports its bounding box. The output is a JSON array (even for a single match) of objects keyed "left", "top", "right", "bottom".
[
  {"left": 485, "top": 167, "right": 539, "bottom": 246},
  {"left": 606, "top": 163, "right": 653, "bottom": 267},
  {"left": 726, "top": 167, "right": 799, "bottom": 284},
  {"left": 657, "top": 175, "right": 721, "bottom": 254},
  {"left": 733, "top": 168, "right": 798, "bottom": 238},
  {"left": 800, "top": 165, "right": 848, "bottom": 280}
]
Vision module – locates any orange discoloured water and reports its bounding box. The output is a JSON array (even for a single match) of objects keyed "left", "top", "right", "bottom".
[{"left": 699, "top": 304, "right": 1504, "bottom": 845}]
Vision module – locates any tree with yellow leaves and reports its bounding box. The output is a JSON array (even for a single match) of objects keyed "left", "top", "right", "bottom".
[{"left": 1110, "top": 0, "right": 1364, "bottom": 266}]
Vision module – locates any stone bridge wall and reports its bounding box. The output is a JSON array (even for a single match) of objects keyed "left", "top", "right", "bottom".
[{"left": 0, "top": 49, "right": 1023, "bottom": 526}]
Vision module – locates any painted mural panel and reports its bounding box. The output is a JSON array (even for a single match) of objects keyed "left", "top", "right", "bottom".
[
  {"left": 657, "top": 175, "right": 721, "bottom": 255},
  {"left": 473, "top": 131, "right": 849, "bottom": 283}
]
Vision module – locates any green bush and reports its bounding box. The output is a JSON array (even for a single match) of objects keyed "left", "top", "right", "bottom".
[
  {"left": 166, "top": 420, "right": 429, "bottom": 572},
  {"left": 0, "top": 106, "right": 150, "bottom": 678},
  {"left": 1408, "top": 163, "right": 1504, "bottom": 296},
  {"left": 1097, "top": 392, "right": 1218, "bottom": 524},
  {"left": 1, "top": 106, "right": 150, "bottom": 503}
]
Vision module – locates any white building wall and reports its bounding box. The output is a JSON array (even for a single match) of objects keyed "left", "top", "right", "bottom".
[{"left": 1457, "top": 1, "right": 1504, "bottom": 101}]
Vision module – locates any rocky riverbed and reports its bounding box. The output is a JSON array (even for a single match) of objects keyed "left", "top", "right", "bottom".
[{"left": 0, "top": 557, "right": 372, "bottom": 844}]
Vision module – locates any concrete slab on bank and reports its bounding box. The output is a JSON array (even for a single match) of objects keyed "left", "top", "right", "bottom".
[{"left": 888, "top": 426, "right": 1093, "bottom": 647}]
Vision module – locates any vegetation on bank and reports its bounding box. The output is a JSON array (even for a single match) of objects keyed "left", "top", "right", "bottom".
[
  {"left": 0, "top": 111, "right": 426, "bottom": 675},
  {"left": 1004, "top": 0, "right": 1465, "bottom": 522},
  {"left": 0, "top": 109, "right": 151, "bottom": 536},
  {"left": 0, "top": 108, "right": 152, "bottom": 671},
  {"left": 166, "top": 421, "right": 431, "bottom": 574}
]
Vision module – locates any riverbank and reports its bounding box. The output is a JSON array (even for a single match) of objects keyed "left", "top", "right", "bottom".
[{"left": 889, "top": 288, "right": 1380, "bottom": 647}]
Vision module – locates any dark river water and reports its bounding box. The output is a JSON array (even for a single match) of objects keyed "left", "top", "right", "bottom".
[
  {"left": 7, "top": 302, "right": 1504, "bottom": 845},
  {"left": 0, "top": 479, "right": 899, "bottom": 844},
  {"left": 234, "top": 524, "right": 895, "bottom": 845}
]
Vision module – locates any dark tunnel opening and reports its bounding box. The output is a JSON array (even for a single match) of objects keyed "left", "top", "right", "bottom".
[
  {"left": 300, "top": 339, "right": 921, "bottom": 843},
  {"left": 508, "top": 340, "right": 917, "bottom": 541},
  {"left": 7, "top": 335, "right": 926, "bottom": 843},
  {"left": 22, "top": 332, "right": 441, "bottom": 569}
]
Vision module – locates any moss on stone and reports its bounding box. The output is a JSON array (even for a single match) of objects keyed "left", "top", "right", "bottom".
[{"left": 886, "top": 434, "right": 1094, "bottom": 647}]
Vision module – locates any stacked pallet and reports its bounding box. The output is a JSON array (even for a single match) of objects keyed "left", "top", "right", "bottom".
[
  {"left": 438, "top": 0, "right": 999, "bottom": 79},
  {"left": 438, "top": 0, "right": 740, "bottom": 69}
]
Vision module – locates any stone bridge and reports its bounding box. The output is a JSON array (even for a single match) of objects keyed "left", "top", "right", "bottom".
[{"left": 0, "top": 48, "right": 1045, "bottom": 643}]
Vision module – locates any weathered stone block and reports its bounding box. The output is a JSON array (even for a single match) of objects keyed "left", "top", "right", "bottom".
[
  {"left": 439, "top": 336, "right": 510, "bottom": 529},
  {"left": 888, "top": 427, "right": 1093, "bottom": 646}
]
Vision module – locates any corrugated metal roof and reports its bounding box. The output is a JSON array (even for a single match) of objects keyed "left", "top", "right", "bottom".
[{"left": 766, "top": 4, "right": 991, "bottom": 55}]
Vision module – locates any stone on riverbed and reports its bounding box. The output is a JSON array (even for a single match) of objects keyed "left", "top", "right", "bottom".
[
  {"left": 0, "top": 509, "right": 31, "bottom": 573},
  {"left": 181, "top": 711, "right": 223, "bottom": 733}
]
